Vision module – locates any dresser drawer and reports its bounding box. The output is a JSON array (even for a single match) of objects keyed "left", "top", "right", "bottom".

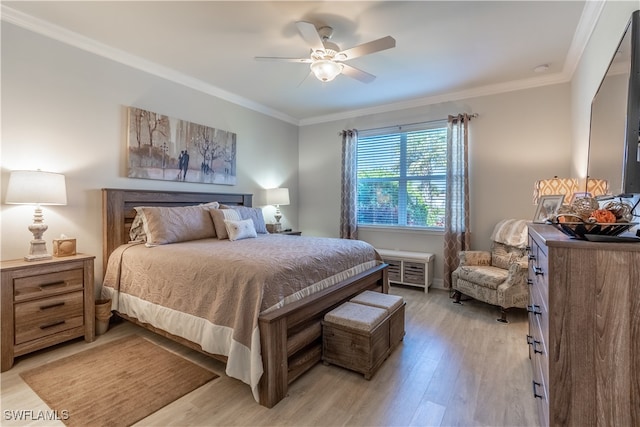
[
  {"left": 14, "top": 291, "right": 85, "bottom": 344},
  {"left": 532, "top": 347, "right": 549, "bottom": 427},
  {"left": 14, "top": 269, "right": 84, "bottom": 302}
]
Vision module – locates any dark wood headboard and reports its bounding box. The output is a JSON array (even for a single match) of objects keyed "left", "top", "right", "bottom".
[{"left": 102, "top": 188, "right": 253, "bottom": 274}]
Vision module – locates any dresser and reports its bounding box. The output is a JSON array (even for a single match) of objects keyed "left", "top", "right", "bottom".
[
  {"left": 527, "top": 224, "right": 640, "bottom": 426},
  {"left": 1, "top": 254, "right": 95, "bottom": 371}
]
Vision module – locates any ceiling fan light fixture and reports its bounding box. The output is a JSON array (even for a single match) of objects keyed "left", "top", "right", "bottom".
[{"left": 310, "top": 60, "right": 343, "bottom": 82}]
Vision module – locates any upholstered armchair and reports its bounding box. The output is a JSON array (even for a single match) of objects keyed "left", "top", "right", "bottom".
[{"left": 451, "top": 219, "right": 529, "bottom": 323}]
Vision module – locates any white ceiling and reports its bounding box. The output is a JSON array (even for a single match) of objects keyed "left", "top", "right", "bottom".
[{"left": 2, "top": 1, "right": 598, "bottom": 125}]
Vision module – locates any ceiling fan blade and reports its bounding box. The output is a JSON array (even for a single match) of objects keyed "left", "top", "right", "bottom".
[
  {"left": 341, "top": 63, "right": 376, "bottom": 83},
  {"left": 296, "top": 21, "right": 325, "bottom": 53},
  {"left": 337, "top": 36, "right": 396, "bottom": 60},
  {"left": 255, "top": 57, "right": 312, "bottom": 63}
]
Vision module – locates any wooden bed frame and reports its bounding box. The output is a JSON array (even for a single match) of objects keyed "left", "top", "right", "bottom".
[{"left": 102, "top": 188, "right": 388, "bottom": 408}]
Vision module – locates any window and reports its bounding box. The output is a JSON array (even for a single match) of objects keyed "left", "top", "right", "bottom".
[{"left": 357, "top": 121, "right": 447, "bottom": 229}]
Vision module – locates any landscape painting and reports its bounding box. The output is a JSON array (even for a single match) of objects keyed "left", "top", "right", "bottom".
[{"left": 127, "top": 107, "right": 236, "bottom": 185}]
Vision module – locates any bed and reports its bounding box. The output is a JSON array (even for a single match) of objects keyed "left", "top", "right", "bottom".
[{"left": 101, "top": 188, "right": 388, "bottom": 408}]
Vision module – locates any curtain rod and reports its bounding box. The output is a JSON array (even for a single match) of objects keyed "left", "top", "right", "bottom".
[{"left": 338, "top": 113, "right": 478, "bottom": 136}]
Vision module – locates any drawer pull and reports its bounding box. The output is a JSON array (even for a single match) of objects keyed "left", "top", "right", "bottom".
[
  {"left": 526, "top": 335, "right": 543, "bottom": 353},
  {"left": 532, "top": 381, "right": 544, "bottom": 399},
  {"left": 39, "top": 281, "right": 66, "bottom": 289},
  {"left": 39, "top": 320, "right": 66, "bottom": 330},
  {"left": 528, "top": 254, "right": 536, "bottom": 261},
  {"left": 534, "top": 267, "right": 544, "bottom": 276},
  {"left": 39, "top": 302, "right": 65, "bottom": 310},
  {"left": 527, "top": 279, "right": 533, "bottom": 286},
  {"left": 527, "top": 304, "right": 542, "bottom": 315}
]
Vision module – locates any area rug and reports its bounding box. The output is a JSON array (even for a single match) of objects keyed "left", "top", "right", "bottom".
[{"left": 20, "top": 335, "right": 218, "bottom": 427}]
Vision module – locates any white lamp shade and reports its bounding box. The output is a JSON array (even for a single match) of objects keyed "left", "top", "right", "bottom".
[
  {"left": 265, "top": 187, "right": 290, "bottom": 206},
  {"left": 5, "top": 170, "right": 67, "bottom": 205}
]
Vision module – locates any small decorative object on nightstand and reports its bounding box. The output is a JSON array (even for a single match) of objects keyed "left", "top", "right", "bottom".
[{"left": 1, "top": 254, "right": 95, "bottom": 371}]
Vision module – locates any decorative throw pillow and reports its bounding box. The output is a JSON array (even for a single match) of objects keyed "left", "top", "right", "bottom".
[
  {"left": 232, "top": 206, "right": 269, "bottom": 234},
  {"left": 129, "top": 213, "right": 147, "bottom": 242},
  {"left": 491, "top": 242, "right": 525, "bottom": 270},
  {"left": 134, "top": 202, "right": 219, "bottom": 247},
  {"left": 209, "top": 208, "right": 242, "bottom": 239},
  {"left": 224, "top": 218, "right": 258, "bottom": 241}
]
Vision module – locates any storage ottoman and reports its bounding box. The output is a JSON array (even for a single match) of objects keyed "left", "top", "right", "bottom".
[
  {"left": 350, "top": 290, "right": 405, "bottom": 350},
  {"left": 322, "top": 302, "right": 390, "bottom": 380}
]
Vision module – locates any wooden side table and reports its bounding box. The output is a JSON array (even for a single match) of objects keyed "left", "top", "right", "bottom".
[{"left": 1, "top": 254, "right": 95, "bottom": 371}]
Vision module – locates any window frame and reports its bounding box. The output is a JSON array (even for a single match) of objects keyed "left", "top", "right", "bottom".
[{"left": 356, "top": 120, "right": 448, "bottom": 231}]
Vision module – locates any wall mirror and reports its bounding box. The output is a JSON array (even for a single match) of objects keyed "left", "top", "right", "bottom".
[{"left": 587, "top": 10, "right": 640, "bottom": 195}]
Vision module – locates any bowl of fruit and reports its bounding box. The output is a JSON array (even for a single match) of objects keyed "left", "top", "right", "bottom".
[{"left": 548, "top": 200, "right": 636, "bottom": 240}]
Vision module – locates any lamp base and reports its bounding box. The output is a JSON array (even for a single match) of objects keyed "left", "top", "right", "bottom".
[{"left": 25, "top": 239, "right": 52, "bottom": 262}]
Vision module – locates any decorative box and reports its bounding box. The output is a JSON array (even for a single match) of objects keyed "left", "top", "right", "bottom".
[{"left": 53, "top": 238, "right": 76, "bottom": 257}]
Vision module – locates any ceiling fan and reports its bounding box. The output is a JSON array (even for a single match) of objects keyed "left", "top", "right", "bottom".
[{"left": 255, "top": 21, "right": 396, "bottom": 83}]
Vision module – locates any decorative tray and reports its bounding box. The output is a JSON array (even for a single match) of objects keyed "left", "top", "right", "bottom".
[{"left": 548, "top": 215, "right": 637, "bottom": 240}]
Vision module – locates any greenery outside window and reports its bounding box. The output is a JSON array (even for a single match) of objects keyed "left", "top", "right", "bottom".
[{"left": 357, "top": 121, "right": 447, "bottom": 229}]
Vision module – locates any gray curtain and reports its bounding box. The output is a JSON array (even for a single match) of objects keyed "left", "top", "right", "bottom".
[
  {"left": 340, "top": 129, "right": 358, "bottom": 239},
  {"left": 443, "top": 114, "right": 471, "bottom": 288}
]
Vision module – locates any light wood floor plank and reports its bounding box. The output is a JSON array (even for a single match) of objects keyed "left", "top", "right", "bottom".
[{"left": 0, "top": 287, "right": 539, "bottom": 426}]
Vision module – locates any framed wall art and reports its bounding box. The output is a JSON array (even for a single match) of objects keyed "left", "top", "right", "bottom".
[
  {"left": 533, "top": 195, "right": 565, "bottom": 223},
  {"left": 126, "top": 107, "right": 236, "bottom": 185}
]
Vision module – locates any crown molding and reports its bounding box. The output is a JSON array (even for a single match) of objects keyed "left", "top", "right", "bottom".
[
  {"left": 299, "top": 71, "right": 571, "bottom": 126},
  {"left": 562, "top": 0, "right": 606, "bottom": 77},
  {"left": 1, "top": 5, "right": 299, "bottom": 126}
]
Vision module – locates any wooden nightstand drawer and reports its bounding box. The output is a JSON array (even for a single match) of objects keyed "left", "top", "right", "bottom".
[
  {"left": 14, "top": 269, "right": 84, "bottom": 302},
  {"left": 14, "top": 290, "right": 85, "bottom": 344}
]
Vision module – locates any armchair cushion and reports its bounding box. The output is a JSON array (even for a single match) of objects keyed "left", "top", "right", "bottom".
[{"left": 455, "top": 266, "right": 509, "bottom": 290}]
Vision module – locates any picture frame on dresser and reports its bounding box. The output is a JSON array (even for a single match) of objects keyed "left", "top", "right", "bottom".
[{"left": 533, "top": 195, "right": 564, "bottom": 223}]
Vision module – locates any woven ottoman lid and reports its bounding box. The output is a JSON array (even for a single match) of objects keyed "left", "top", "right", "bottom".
[
  {"left": 351, "top": 290, "right": 404, "bottom": 313},
  {"left": 324, "top": 302, "right": 387, "bottom": 331}
]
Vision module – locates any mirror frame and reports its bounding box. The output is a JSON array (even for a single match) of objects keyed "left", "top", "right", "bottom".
[{"left": 624, "top": 10, "right": 640, "bottom": 194}]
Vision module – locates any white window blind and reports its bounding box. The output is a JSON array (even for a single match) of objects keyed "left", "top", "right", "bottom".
[{"left": 357, "top": 121, "right": 447, "bottom": 228}]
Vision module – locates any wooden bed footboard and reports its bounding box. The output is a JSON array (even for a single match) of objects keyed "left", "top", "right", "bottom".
[
  {"left": 258, "top": 262, "right": 388, "bottom": 408},
  {"left": 102, "top": 188, "right": 388, "bottom": 408}
]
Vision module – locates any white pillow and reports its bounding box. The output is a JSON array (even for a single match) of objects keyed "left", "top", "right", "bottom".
[
  {"left": 209, "top": 208, "right": 242, "bottom": 240},
  {"left": 224, "top": 218, "right": 257, "bottom": 241}
]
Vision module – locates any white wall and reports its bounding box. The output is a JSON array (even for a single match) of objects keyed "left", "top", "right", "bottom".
[
  {"left": 570, "top": 1, "right": 639, "bottom": 180},
  {"left": 1, "top": 23, "right": 299, "bottom": 289},
  {"left": 299, "top": 84, "right": 572, "bottom": 286}
]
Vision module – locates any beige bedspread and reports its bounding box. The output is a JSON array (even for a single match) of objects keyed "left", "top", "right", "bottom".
[{"left": 101, "top": 234, "right": 380, "bottom": 400}]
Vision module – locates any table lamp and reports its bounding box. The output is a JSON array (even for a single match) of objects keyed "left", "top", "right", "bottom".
[
  {"left": 265, "top": 187, "right": 290, "bottom": 232},
  {"left": 5, "top": 170, "right": 67, "bottom": 261}
]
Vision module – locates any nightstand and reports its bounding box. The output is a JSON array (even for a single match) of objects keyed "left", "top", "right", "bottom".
[
  {"left": 280, "top": 231, "right": 302, "bottom": 236},
  {"left": 1, "top": 254, "right": 95, "bottom": 371}
]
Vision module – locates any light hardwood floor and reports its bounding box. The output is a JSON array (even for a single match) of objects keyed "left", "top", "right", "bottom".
[{"left": 0, "top": 287, "right": 539, "bottom": 426}]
